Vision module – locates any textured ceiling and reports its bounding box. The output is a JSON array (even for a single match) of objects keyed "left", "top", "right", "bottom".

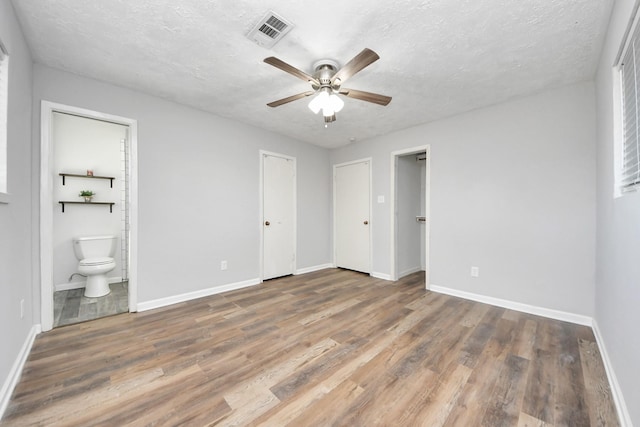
[{"left": 11, "top": 0, "right": 613, "bottom": 148}]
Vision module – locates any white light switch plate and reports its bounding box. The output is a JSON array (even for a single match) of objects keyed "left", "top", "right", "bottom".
[{"left": 471, "top": 266, "right": 479, "bottom": 277}]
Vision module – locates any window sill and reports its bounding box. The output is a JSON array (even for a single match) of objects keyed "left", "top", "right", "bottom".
[{"left": 0, "top": 192, "right": 10, "bottom": 204}]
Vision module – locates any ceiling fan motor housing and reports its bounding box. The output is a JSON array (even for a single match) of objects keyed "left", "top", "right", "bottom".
[{"left": 312, "top": 60, "right": 340, "bottom": 91}]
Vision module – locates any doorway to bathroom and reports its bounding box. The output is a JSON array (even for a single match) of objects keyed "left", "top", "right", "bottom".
[
  {"left": 390, "top": 146, "right": 430, "bottom": 287},
  {"left": 40, "top": 102, "right": 138, "bottom": 331}
]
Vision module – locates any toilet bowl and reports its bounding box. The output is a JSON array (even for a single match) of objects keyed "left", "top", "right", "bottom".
[{"left": 73, "top": 236, "right": 117, "bottom": 298}]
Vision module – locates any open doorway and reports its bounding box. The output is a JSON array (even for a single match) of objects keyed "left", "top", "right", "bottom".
[
  {"left": 390, "top": 146, "right": 430, "bottom": 288},
  {"left": 40, "top": 102, "right": 138, "bottom": 331}
]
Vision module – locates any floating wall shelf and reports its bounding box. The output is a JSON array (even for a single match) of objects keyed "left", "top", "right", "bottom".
[
  {"left": 58, "top": 172, "right": 116, "bottom": 212},
  {"left": 58, "top": 201, "right": 115, "bottom": 213},
  {"left": 59, "top": 173, "right": 115, "bottom": 187}
]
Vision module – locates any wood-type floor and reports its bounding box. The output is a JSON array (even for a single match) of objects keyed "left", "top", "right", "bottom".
[{"left": 2, "top": 269, "right": 619, "bottom": 426}]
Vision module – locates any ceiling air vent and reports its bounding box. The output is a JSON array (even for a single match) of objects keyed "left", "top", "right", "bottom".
[{"left": 247, "top": 11, "right": 293, "bottom": 49}]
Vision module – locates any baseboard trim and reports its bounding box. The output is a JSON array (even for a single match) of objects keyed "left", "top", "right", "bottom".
[
  {"left": 398, "top": 267, "right": 423, "bottom": 279},
  {"left": 429, "top": 284, "right": 592, "bottom": 326},
  {"left": 55, "top": 276, "right": 124, "bottom": 292},
  {"left": 137, "top": 278, "right": 261, "bottom": 312},
  {"left": 0, "top": 324, "right": 41, "bottom": 419},
  {"left": 295, "top": 263, "right": 333, "bottom": 275},
  {"left": 371, "top": 271, "right": 392, "bottom": 281},
  {"left": 592, "top": 319, "right": 632, "bottom": 427}
]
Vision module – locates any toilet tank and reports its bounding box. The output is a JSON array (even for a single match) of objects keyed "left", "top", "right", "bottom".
[{"left": 73, "top": 235, "right": 117, "bottom": 260}]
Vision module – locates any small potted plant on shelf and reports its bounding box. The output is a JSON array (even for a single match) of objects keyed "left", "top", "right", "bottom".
[{"left": 79, "top": 190, "right": 95, "bottom": 203}]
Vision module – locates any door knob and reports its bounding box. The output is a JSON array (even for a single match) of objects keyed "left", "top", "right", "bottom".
[
  {"left": 265, "top": 221, "right": 270, "bottom": 226},
  {"left": 364, "top": 220, "right": 369, "bottom": 225}
]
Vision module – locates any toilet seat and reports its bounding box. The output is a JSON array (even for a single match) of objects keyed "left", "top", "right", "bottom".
[{"left": 79, "top": 257, "right": 114, "bottom": 267}]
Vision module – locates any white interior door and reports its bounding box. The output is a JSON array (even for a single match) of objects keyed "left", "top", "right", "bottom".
[
  {"left": 335, "top": 160, "right": 370, "bottom": 273},
  {"left": 263, "top": 154, "right": 295, "bottom": 280}
]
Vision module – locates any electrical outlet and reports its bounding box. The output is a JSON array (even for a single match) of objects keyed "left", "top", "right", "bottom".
[
  {"left": 20, "top": 299, "right": 24, "bottom": 319},
  {"left": 221, "top": 260, "right": 228, "bottom": 271},
  {"left": 470, "top": 266, "right": 479, "bottom": 278}
]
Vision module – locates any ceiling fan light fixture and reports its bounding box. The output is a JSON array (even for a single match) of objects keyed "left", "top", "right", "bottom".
[
  {"left": 309, "top": 89, "right": 344, "bottom": 116},
  {"left": 308, "top": 90, "right": 328, "bottom": 114},
  {"left": 322, "top": 106, "right": 335, "bottom": 117},
  {"left": 329, "top": 94, "right": 344, "bottom": 113}
]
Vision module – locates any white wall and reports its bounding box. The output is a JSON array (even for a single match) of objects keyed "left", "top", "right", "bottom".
[
  {"left": 396, "top": 154, "right": 422, "bottom": 277},
  {"left": 0, "top": 0, "right": 35, "bottom": 410},
  {"left": 595, "top": 0, "right": 640, "bottom": 424},
  {"left": 331, "top": 82, "right": 597, "bottom": 317},
  {"left": 32, "top": 65, "right": 331, "bottom": 307},
  {"left": 52, "top": 112, "right": 127, "bottom": 288}
]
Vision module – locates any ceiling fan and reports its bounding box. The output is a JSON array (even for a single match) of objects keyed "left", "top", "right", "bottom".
[{"left": 264, "top": 48, "right": 392, "bottom": 125}]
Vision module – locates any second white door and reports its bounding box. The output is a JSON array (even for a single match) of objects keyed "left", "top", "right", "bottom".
[
  {"left": 335, "top": 160, "right": 371, "bottom": 273},
  {"left": 263, "top": 153, "right": 295, "bottom": 280}
]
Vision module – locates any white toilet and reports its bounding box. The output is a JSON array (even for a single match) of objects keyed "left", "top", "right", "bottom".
[{"left": 73, "top": 235, "right": 117, "bottom": 298}]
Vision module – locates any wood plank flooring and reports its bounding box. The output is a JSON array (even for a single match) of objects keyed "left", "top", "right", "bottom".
[{"left": 1, "top": 269, "right": 619, "bottom": 426}]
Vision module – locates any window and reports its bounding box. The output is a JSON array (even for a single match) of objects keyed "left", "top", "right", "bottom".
[
  {"left": 619, "top": 10, "right": 640, "bottom": 193},
  {"left": 0, "top": 41, "right": 7, "bottom": 199}
]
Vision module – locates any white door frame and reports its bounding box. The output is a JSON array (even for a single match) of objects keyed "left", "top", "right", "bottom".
[
  {"left": 332, "top": 158, "right": 372, "bottom": 273},
  {"left": 390, "top": 145, "right": 431, "bottom": 288},
  {"left": 259, "top": 150, "right": 297, "bottom": 282},
  {"left": 40, "top": 101, "right": 139, "bottom": 331}
]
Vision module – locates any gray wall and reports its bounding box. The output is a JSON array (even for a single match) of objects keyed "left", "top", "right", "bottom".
[
  {"left": 595, "top": 0, "right": 640, "bottom": 423},
  {"left": 331, "top": 82, "right": 597, "bottom": 317},
  {"left": 32, "top": 65, "right": 332, "bottom": 306},
  {"left": 0, "top": 0, "right": 35, "bottom": 399}
]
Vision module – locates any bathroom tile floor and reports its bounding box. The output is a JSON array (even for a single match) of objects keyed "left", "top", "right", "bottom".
[{"left": 53, "top": 282, "right": 128, "bottom": 328}]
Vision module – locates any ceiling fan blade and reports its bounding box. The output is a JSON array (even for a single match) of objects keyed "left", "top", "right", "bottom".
[
  {"left": 267, "top": 91, "right": 315, "bottom": 108},
  {"left": 339, "top": 88, "right": 392, "bottom": 106},
  {"left": 264, "top": 57, "right": 319, "bottom": 85},
  {"left": 331, "top": 48, "right": 380, "bottom": 85}
]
